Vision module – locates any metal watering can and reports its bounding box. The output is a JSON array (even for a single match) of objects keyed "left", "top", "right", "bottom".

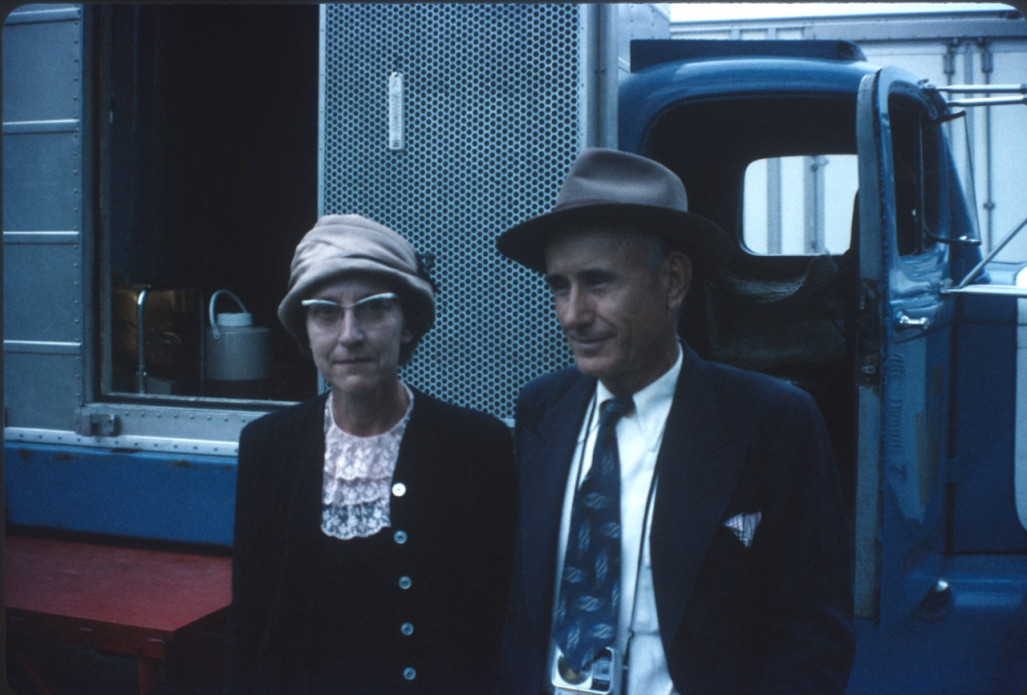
[{"left": 204, "top": 290, "right": 272, "bottom": 398}]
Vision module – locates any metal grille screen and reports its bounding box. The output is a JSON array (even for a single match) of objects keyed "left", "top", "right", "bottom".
[{"left": 321, "top": 4, "right": 580, "bottom": 419}]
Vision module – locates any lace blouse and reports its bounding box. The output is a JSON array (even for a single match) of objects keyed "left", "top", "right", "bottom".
[{"left": 321, "top": 388, "right": 413, "bottom": 540}]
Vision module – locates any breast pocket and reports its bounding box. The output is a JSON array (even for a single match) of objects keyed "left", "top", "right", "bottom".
[{"left": 681, "top": 525, "right": 766, "bottom": 661}]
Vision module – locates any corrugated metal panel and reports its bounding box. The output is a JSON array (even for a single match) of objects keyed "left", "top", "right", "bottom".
[
  {"left": 3, "top": 233, "right": 82, "bottom": 343},
  {"left": 2, "top": 4, "right": 88, "bottom": 430},
  {"left": 976, "top": 38, "right": 1027, "bottom": 259},
  {"left": 2, "top": 129, "right": 82, "bottom": 231},
  {"left": 4, "top": 352, "right": 83, "bottom": 429},
  {"left": 1, "top": 6, "right": 82, "bottom": 122}
]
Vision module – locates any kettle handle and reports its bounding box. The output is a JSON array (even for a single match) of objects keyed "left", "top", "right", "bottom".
[{"left": 208, "top": 289, "right": 248, "bottom": 340}]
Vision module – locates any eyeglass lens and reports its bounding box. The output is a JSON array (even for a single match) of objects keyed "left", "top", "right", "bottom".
[{"left": 302, "top": 292, "right": 399, "bottom": 328}]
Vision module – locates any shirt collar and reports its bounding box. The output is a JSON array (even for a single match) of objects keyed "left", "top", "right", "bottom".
[{"left": 593, "top": 343, "right": 682, "bottom": 453}]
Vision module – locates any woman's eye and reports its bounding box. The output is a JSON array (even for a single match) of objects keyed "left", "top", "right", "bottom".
[
  {"left": 312, "top": 305, "right": 340, "bottom": 321},
  {"left": 361, "top": 299, "right": 389, "bottom": 314}
]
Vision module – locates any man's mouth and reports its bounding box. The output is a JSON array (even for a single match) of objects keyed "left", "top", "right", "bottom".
[{"left": 568, "top": 334, "right": 610, "bottom": 350}]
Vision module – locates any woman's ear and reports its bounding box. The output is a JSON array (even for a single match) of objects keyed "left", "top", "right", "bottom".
[{"left": 401, "top": 322, "right": 415, "bottom": 345}]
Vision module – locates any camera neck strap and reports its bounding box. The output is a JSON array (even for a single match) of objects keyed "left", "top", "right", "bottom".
[{"left": 623, "top": 461, "right": 661, "bottom": 676}]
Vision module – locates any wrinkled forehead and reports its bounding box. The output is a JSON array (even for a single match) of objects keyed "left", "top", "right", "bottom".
[{"left": 545, "top": 223, "right": 658, "bottom": 269}]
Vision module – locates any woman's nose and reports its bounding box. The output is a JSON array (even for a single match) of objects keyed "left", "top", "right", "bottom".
[{"left": 336, "top": 309, "right": 364, "bottom": 344}]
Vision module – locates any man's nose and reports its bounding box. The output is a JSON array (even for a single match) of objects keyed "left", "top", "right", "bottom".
[{"left": 558, "top": 286, "right": 592, "bottom": 327}]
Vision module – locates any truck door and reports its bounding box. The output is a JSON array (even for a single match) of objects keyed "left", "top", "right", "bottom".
[{"left": 855, "top": 67, "right": 955, "bottom": 624}]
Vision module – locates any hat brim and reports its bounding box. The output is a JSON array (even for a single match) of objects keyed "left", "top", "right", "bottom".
[{"left": 497, "top": 203, "right": 732, "bottom": 274}]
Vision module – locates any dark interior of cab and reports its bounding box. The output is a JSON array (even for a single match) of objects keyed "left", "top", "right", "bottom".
[{"left": 647, "top": 93, "right": 861, "bottom": 510}]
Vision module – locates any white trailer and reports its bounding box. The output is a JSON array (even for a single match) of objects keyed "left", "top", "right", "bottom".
[{"left": 671, "top": 4, "right": 1027, "bottom": 260}]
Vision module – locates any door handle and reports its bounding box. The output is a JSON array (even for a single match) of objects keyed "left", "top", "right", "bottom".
[
  {"left": 914, "top": 578, "right": 953, "bottom": 621},
  {"left": 896, "top": 312, "right": 931, "bottom": 330}
]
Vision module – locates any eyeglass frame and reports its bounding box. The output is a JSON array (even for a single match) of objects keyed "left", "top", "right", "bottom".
[{"left": 300, "top": 292, "right": 402, "bottom": 331}]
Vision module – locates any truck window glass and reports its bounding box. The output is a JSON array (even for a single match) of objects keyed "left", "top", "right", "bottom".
[
  {"left": 742, "top": 154, "right": 857, "bottom": 255},
  {"left": 888, "top": 94, "right": 942, "bottom": 256},
  {"left": 939, "top": 109, "right": 984, "bottom": 248}
]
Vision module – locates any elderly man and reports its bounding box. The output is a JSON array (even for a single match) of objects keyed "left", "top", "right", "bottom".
[{"left": 495, "top": 148, "right": 853, "bottom": 695}]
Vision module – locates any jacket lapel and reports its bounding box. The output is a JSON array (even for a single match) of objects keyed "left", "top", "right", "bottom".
[
  {"left": 263, "top": 395, "right": 328, "bottom": 638},
  {"left": 283, "top": 395, "right": 329, "bottom": 563},
  {"left": 650, "top": 347, "right": 747, "bottom": 651},
  {"left": 519, "top": 373, "right": 595, "bottom": 638}
]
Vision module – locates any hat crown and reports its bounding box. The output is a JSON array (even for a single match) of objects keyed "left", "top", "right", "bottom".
[
  {"left": 292, "top": 214, "right": 418, "bottom": 276},
  {"left": 555, "top": 148, "right": 689, "bottom": 214},
  {"left": 495, "top": 148, "right": 731, "bottom": 274},
  {"left": 277, "top": 214, "right": 436, "bottom": 349}
]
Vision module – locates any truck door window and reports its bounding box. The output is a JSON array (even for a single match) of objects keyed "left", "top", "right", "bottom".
[
  {"left": 889, "top": 95, "right": 943, "bottom": 256},
  {"left": 742, "top": 154, "right": 857, "bottom": 255}
]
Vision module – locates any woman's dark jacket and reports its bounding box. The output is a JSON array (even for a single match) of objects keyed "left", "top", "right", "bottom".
[{"left": 224, "top": 389, "right": 517, "bottom": 694}]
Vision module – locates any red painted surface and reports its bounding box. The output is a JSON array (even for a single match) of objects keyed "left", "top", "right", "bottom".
[
  {"left": 5, "top": 535, "right": 231, "bottom": 633},
  {"left": 5, "top": 535, "right": 232, "bottom": 692}
]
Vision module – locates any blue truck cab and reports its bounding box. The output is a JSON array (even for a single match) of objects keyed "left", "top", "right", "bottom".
[{"left": 620, "top": 39, "right": 1027, "bottom": 692}]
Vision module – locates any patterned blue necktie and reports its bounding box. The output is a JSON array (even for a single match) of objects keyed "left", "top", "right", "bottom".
[{"left": 553, "top": 396, "right": 633, "bottom": 673}]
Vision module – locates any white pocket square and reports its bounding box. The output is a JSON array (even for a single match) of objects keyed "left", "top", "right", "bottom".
[{"left": 723, "top": 511, "right": 762, "bottom": 548}]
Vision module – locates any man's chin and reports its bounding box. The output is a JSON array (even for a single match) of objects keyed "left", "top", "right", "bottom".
[{"left": 572, "top": 354, "right": 610, "bottom": 379}]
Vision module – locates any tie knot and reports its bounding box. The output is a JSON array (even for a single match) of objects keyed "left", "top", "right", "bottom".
[{"left": 600, "top": 396, "right": 633, "bottom": 425}]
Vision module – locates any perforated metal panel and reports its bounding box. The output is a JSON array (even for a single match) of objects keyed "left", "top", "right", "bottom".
[{"left": 321, "top": 4, "right": 584, "bottom": 419}]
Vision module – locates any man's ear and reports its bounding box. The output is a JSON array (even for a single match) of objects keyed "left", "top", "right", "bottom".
[{"left": 664, "top": 251, "right": 692, "bottom": 311}]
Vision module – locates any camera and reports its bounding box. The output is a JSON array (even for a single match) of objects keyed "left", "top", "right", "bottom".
[{"left": 551, "top": 647, "right": 623, "bottom": 694}]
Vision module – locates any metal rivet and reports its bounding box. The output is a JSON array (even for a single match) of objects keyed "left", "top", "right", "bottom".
[
  {"left": 392, "top": 482, "right": 407, "bottom": 497},
  {"left": 398, "top": 576, "right": 412, "bottom": 590},
  {"left": 400, "top": 622, "right": 414, "bottom": 636},
  {"left": 402, "top": 667, "right": 416, "bottom": 680},
  {"left": 394, "top": 530, "right": 408, "bottom": 544}
]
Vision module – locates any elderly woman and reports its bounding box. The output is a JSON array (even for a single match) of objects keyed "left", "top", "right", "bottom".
[{"left": 224, "top": 215, "right": 517, "bottom": 694}]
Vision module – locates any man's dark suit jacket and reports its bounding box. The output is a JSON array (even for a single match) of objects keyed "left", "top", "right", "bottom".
[{"left": 497, "top": 345, "right": 854, "bottom": 694}]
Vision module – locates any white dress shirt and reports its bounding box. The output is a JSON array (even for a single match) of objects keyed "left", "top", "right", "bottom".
[{"left": 549, "top": 346, "right": 683, "bottom": 695}]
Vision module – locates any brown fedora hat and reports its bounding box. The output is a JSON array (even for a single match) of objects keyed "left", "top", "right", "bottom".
[{"left": 497, "top": 148, "right": 731, "bottom": 273}]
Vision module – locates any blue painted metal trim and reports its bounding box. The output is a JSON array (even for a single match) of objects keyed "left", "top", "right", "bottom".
[
  {"left": 619, "top": 54, "right": 877, "bottom": 153},
  {"left": 848, "top": 554, "right": 1027, "bottom": 694},
  {"left": 629, "top": 38, "right": 867, "bottom": 73},
  {"left": 951, "top": 293, "right": 1027, "bottom": 552},
  {"left": 4, "top": 443, "right": 237, "bottom": 547}
]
